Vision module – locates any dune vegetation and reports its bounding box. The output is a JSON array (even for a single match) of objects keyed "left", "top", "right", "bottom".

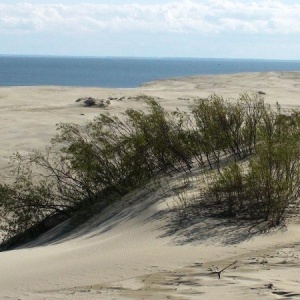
[{"left": 1, "top": 93, "right": 300, "bottom": 247}]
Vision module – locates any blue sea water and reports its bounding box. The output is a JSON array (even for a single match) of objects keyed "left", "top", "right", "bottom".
[{"left": 0, "top": 56, "right": 300, "bottom": 88}]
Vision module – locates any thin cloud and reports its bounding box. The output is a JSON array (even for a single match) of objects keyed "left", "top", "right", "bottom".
[{"left": 0, "top": 1, "right": 300, "bottom": 35}]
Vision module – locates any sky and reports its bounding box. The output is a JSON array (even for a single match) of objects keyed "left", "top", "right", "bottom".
[{"left": 0, "top": 0, "right": 300, "bottom": 60}]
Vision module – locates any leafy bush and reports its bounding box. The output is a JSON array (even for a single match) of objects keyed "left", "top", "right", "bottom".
[
  {"left": 1, "top": 94, "right": 299, "bottom": 244},
  {"left": 189, "top": 93, "right": 266, "bottom": 169},
  {"left": 210, "top": 104, "right": 300, "bottom": 226},
  {"left": 0, "top": 99, "right": 194, "bottom": 241}
]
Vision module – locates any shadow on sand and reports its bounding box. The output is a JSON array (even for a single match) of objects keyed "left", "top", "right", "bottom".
[
  {"left": 149, "top": 208, "right": 272, "bottom": 246},
  {"left": 19, "top": 178, "right": 284, "bottom": 251}
]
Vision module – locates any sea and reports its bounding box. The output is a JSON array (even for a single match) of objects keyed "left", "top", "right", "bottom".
[{"left": 0, "top": 56, "right": 300, "bottom": 88}]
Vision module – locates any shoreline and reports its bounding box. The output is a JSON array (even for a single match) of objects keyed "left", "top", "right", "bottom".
[
  {"left": 1, "top": 54, "right": 300, "bottom": 88},
  {"left": 0, "top": 70, "right": 299, "bottom": 89}
]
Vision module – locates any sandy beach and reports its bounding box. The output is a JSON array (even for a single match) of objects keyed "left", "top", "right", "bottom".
[{"left": 0, "top": 72, "right": 300, "bottom": 299}]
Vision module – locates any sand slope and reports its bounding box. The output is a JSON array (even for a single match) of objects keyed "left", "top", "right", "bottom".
[
  {"left": 1, "top": 177, "right": 300, "bottom": 299},
  {"left": 0, "top": 72, "right": 300, "bottom": 299}
]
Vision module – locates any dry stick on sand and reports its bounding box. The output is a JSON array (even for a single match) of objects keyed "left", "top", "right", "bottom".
[{"left": 211, "top": 261, "right": 238, "bottom": 279}]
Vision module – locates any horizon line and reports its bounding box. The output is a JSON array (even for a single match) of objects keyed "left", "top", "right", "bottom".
[{"left": 0, "top": 54, "right": 299, "bottom": 62}]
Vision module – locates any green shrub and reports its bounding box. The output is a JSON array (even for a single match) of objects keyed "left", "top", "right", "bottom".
[
  {"left": 1, "top": 94, "right": 299, "bottom": 244},
  {"left": 189, "top": 93, "right": 266, "bottom": 169},
  {"left": 210, "top": 104, "right": 300, "bottom": 226}
]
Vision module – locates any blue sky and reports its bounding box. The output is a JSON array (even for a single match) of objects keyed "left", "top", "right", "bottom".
[{"left": 0, "top": 0, "right": 300, "bottom": 60}]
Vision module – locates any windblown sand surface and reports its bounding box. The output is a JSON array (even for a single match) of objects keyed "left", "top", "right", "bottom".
[{"left": 0, "top": 72, "right": 300, "bottom": 299}]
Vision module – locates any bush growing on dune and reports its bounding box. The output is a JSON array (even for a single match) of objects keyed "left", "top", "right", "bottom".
[
  {"left": 124, "top": 99, "right": 193, "bottom": 174},
  {"left": 0, "top": 147, "right": 102, "bottom": 241},
  {"left": 210, "top": 104, "right": 300, "bottom": 226},
  {"left": 0, "top": 94, "right": 299, "bottom": 244},
  {"left": 0, "top": 99, "right": 194, "bottom": 241},
  {"left": 188, "top": 93, "right": 266, "bottom": 170},
  {"left": 52, "top": 99, "right": 193, "bottom": 194}
]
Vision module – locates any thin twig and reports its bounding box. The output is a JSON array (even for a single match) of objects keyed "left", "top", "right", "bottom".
[{"left": 211, "top": 260, "right": 237, "bottom": 279}]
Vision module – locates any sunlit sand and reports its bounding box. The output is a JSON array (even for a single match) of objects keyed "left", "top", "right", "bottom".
[{"left": 0, "top": 72, "right": 300, "bottom": 299}]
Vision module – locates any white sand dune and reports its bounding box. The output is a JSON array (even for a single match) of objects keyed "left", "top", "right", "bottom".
[{"left": 0, "top": 72, "right": 300, "bottom": 299}]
